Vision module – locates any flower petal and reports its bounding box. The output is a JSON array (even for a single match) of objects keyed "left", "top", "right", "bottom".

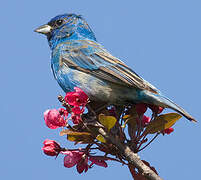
[
  {"left": 89, "top": 156, "right": 108, "bottom": 168},
  {"left": 64, "top": 151, "right": 84, "bottom": 168}
]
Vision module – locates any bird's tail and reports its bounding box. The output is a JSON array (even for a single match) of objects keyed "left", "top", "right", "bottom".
[{"left": 146, "top": 93, "right": 197, "bottom": 122}]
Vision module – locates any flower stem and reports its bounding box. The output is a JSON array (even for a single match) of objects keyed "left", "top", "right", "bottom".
[{"left": 138, "top": 133, "right": 160, "bottom": 152}]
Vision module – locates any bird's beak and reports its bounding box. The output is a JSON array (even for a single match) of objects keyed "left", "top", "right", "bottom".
[{"left": 34, "top": 24, "right": 52, "bottom": 34}]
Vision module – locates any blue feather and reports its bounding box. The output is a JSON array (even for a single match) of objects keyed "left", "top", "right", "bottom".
[{"left": 35, "top": 13, "right": 196, "bottom": 122}]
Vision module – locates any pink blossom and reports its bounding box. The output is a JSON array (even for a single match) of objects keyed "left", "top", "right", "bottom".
[
  {"left": 162, "top": 127, "right": 174, "bottom": 135},
  {"left": 148, "top": 105, "right": 164, "bottom": 114},
  {"left": 64, "top": 87, "right": 89, "bottom": 106},
  {"left": 89, "top": 156, "right": 108, "bottom": 168},
  {"left": 158, "top": 107, "right": 164, "bottom": 114},
  {"left": 63, "top": 151, "right": 84, "bottom": 168},
  {"left": 58, "top": 108, "right": 68, "bottom": 118},
  {"left": 76, "top": 156, "right": 89, "bottom": 173},
  {"left": 142, "top": 115, "right": 151, "bottom": 126},
  {"left": 44, "top": 109, "right": 66, "bottom": 129},
  {"left": 136, "top": 115, "right": 151, "bottom": 127},
  {"left": 71, "top": 106, "right": 84, "bottom": 124},
  {"left": 74, "top": 87, "right": 89, "bottom": 103},
  {"left": 71, "top": 114, "right": 82, "bottom": 124},
  {"left": 135, "top": 104, "right": 148, "bottom": 115},
  {"left": 63, "top": 151, "right": 89, "bottom": 173},
  {"left": 42, "top": 139, "right": 61, "bottom": 156},
  {"left": 72, "top": 106, "right": 84, "bottom": 115},
  {"left": 63, "top": 151, "right": 108, "bottom": 173}
]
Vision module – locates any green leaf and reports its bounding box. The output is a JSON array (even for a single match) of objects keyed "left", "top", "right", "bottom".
[
  {"left": 96, "top": 134, "right": 106, "bottom": 143},
  {"left": 98, "top": 114, "right": 117, "bottom": 130},
  {"left": 60, "top": 129, "right": 94, "bottom": 143},
  {"left": 145, "top": 113, "right": 182, "bottom": 134}
]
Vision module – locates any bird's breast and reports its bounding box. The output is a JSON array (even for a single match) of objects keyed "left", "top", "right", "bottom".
[
  {"left": 52, "top": 58, "right": 138, "bottom": 104},
  {"left": 51, "top": 43, "right": 139, "bottom": 104}
]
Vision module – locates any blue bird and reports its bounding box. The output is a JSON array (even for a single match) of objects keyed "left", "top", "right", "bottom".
[{"left": 35, "top": 13, "right": 196, "bottom": 122}]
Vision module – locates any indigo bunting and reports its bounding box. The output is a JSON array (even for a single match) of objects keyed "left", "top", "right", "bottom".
[{"left": 35, "top": 13, "right": 196, "bottom": 122}]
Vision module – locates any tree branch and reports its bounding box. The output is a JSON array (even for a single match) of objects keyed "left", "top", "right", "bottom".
[{"left": 98, "top": 127, "right": 163, "bottom": 180}]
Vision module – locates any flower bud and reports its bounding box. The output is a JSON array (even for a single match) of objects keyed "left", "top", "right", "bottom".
[
  {"left": 148, "top": 105, "right": 164, "bottom": 114},
  {"left": 162, "top": 127, "right": 174, "bottom": 135},
  {"left": 64, "top": 87, "right": 88, "bottom": 106},
  {"left": 142, "top": 115, "right": 151, "bottom": 125},
  {"left": 44, "top": 109, "right": 66, "bottom": 129},
  {"left": 135, "top": 104, "right": 148, "bottom": 115},
  {"left": 42, "top": 139, "right": 61, "bottom": 156},
  {"left": 89, "top": 156, "right": 108, "bottom": 168}
]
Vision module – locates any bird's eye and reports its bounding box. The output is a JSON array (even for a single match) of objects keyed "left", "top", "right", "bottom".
[{"left": 55, "top": 19, "right": 64, "bottom": 27}]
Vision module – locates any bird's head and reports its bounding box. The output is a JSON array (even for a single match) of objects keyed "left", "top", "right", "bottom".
[{"left": 34, "top": 13, "right": 96, "bottom": 49}]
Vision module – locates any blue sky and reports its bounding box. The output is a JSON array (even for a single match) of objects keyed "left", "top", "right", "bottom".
[{"left": 1, "top": 0, "right": 201, "bottom": 179}]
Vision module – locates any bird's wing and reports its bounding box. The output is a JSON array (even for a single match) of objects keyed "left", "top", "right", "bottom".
[{"left": 60, "top": 40, "right": 159, "bottom": 94}]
